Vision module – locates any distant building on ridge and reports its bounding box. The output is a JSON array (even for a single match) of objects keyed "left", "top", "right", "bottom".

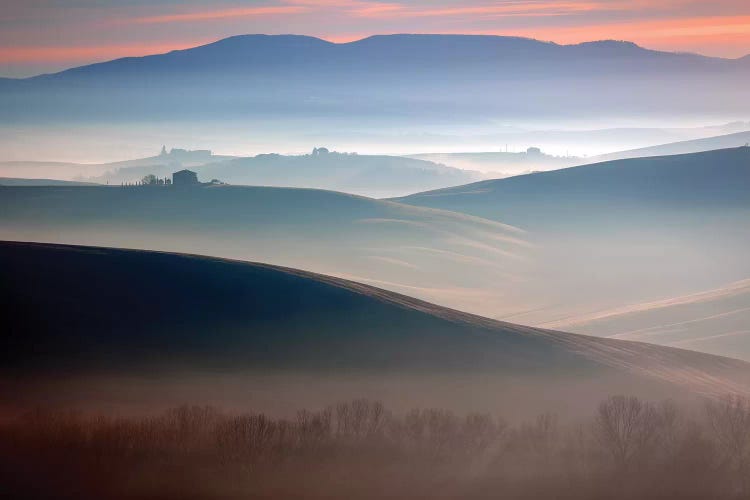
[{"left": 172, "top": 169, "right": 199, "bottom": 186}]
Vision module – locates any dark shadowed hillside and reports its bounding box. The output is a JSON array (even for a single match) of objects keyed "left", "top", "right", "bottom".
[{"left": 3, "top": 241, "right": 750, "bottom": 415}]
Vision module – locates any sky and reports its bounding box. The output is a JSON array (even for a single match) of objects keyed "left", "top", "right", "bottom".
[{"left": 1, "top": 0, "right": 749, "bottom": 77}]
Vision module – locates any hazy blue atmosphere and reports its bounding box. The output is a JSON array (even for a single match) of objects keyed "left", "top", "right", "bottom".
[
  {"left": 1, "top": 2, "right": 750, "bottom": 499},
  {"left": 1, "top": 35, "right": 749, "bottom": 163}
]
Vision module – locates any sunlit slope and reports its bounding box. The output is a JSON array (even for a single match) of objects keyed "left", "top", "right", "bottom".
[
  {"left": 593, "top": 131, "right": 750, "bottom": 162},
  {"left": 544, "top": 279, "right": 750, "bottom": 359},
  {"left": 3, "top": 241, "right": 750, "bottom": 400},
  {"left": 0, "top": 185, "right": 529, "bottom": 316}
]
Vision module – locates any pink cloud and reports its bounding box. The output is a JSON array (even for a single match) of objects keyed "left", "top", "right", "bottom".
[
  {"left": 133, "top": 5, "right": 307, "bottom": 24},
  {"left": 2, "top": 0, "right": 749, "bottom": 74},
  {"left": 483, "top": 14, "right": 750, "bottom": 56},
  {"left": 352, "top": 1, "right": 608, "bottom": 18},
  {"left": 0, "top": 40, "right": 212, "bottom": 65}
]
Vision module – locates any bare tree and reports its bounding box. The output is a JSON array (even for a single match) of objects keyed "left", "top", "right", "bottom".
[
  {"left": 334, "top": 399, "right": 386, "bottom": 441},
  {"left": 519, "top": 412, "right": 559, "bottom": 461},
  {"left": 593, "top": 396, "right": 661, "bottom": 472},
  {"left": 705, "top": 394, "right": 750, "bottom": 495}
]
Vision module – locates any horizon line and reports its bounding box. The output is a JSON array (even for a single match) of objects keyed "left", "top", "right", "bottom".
[{"left": 3, "top": 32, "right": 747, "bottom": 80}]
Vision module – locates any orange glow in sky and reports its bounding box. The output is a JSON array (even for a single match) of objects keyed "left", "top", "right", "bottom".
[{"left": 1, "top": 1, "right": 748, "bottom": 77}]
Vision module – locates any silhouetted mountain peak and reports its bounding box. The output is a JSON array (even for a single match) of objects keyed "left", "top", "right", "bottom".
[
  {"left": 354, "top": 33, "right": 553, "bottom": 45},
  {"left": 198, "top": 33, "right": 334, "bottom": 51},
  {"left": 15, "top": 33, "right": 740, "bottom": 83},
  {"left": 575, "top": 39, "right": 640, "bottom": 48},
  {"left": 3, "top": 33, "right": 747, "bottom": 124}
]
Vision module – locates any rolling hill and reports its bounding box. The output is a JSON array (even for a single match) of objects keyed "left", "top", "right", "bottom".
[
  {"left": 4, "top": 150, "right": 748, "bottom": 361},
  {"left": 3, "top": 241, "right": 750, "bottom": 415},
  {"left": 395, "top": 147, "right": 750, "bottom": 226},
  {"left": 0, "top": 148, "right": 235, "bottom": 182},
  {"left": 396, "top": 147, "right": 750, "bottom": 354},
  {"left": 0, "top": 147, "right": 480, "bottom": 198},
  {"left": 592, "top": 130, "right": 750, "bottom": 162},
  {"left": 409, "top": 149, "right": 580, "bottom": 177},
  {"left": 405, "top": 126, "right": 750, "bottom": 175},
  {"left": 0, "top": 184, "right": 529, "bottom": 318},
  {"left": 542, "top": 279, "right": 750, "bottom": 359},
  {"left": 0, "top": 177, "right": 99, "bottom": 186},
  {"left": 85, "top": 149, "right": 482, "bottom": 198}
]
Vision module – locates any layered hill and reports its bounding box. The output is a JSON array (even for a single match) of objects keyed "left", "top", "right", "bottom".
[
  {"left": 4, "top": 150, "right": 748, "bottom": 361},
  {"left": 0, "top": 184, "right": 528, "bottom": 317},
  {"left": 396, "top": 147, "right": 750, "bottom": 354},
  {"left": 406, "top": 127, "right": 750, "bottom": 175},
  {"left": 1, "top": 148, "right": 480, "bottom": 198},
  {"left": 3, "top": 241, "right": 750, "bottom": 414},
  {"left": 395, "top": 147, "right": 750, "bottom": 226},
  {"left": 0, "top": 148, "right": 235, "bottom": 181},
  {"left": 543, "top": 279, "right": 750, "bottom": 360},
  {"left": 85, "top": 149, "right": 481, "bottom": 198},
  {"left": 409, "top": 149, "right": 580, "bottom": 177},
  {"left": 0, "top": 177, "right": 99, "bottom": 186},
  {"left": 593, "top": 131, "right": 750, "bottom": 162}
]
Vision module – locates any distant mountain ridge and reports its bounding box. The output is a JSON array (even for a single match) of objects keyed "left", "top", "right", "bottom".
[
  {"left": 8, "top": 35, "right": 739, "bottom": 84},
  {"left": 2, "top": 34, "right": 747, "bottom": 123}
]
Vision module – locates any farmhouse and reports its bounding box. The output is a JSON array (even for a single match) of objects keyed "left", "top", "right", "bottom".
[{"left": 172, "top": 169, "right": 199, "bottom": 186}]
